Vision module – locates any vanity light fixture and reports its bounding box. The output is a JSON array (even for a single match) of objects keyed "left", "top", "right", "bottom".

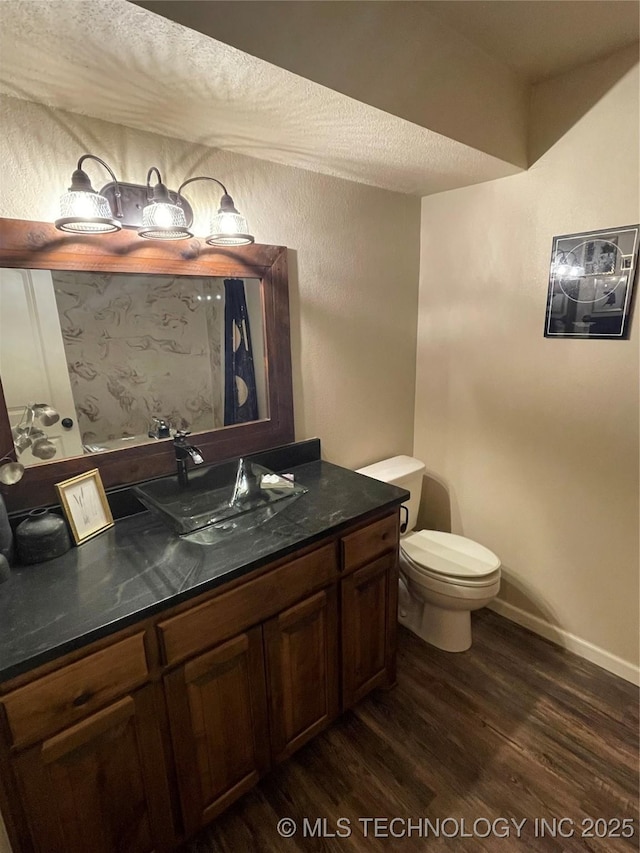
[
  {"left": 54, "top": 154, "right": 254, "bottom": 246},
  {"left": 55, "top": 154, "right": 123, "bottom": 234},
  {"left": 176, "top": 176, "right": 255, "bottom": 246},
  {"left": 0, "top": 402, "right": 61, "bottom": 485},
  {"left": 11, "top": 403, "right": 59, "bottom": 461},
  {"left": 139, "top": 168, "right": 193, "bottom": 241}
]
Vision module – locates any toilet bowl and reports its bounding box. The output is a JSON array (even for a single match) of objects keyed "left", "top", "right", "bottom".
[
  {"left": 356, "top": 456, "right": 501, "bottom": 652},
  {"left": 399, "top": 530, "right": 500, "bottom": 651}
]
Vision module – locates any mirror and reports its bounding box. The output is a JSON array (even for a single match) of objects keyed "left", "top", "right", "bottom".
[
  {"left": 0, "top": 269, "right": 267, "bottom": 464},
  {"left": 0, "top": 218, "right": 294, "bottom": 511}
]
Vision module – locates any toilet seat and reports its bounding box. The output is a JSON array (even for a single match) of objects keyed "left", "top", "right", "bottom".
[
  {"left": 401, "top": 530, "right": 501, "bottom": 587},
  {"left": 402, "top": 556, "right": 500, "bottom": 590}
]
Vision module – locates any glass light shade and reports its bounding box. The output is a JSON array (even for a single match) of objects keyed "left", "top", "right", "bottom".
[
  {"left": 206, "top": 210, "right": 254, "bottom": 246},
  {"left": 554, "top": 262, "right": 584, "bottom": 277},
  {"left": 139, "top": 201, "right": 192, "bottom": 240},
  {"left": 32, "top": 404, "right": 60, "bottom": 427},
  {"left": 12, "top": 432, "right": 32, "bottom": 454},
  {"left": 552, "top": 250, "right": 584, "bottom": 279},
  {"left": 31, "top": 439, "right": 57, "bottom": 461},
  {"left": 56, "top": 191, "right": 121, "bottom": 233},
  {"left": 0, "top": 461, "right": 25, "bottom": 486}
]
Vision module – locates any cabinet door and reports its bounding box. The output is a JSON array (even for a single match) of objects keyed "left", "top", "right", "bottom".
[
  {"left": 342, "top": 552, "right": 396, "bottom": 708},
  {"left": 265, "top": 587, "right": 339, "bottom": 762},
  {"left": 164, "top": 626, "right": 270, "bottom": 836},
  {"left": 12, "top": 687, "right": 174, "bottom": 853}
]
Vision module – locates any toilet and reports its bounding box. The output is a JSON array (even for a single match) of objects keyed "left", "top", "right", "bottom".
[{"left": 356, "top": 456, "right": 501, "bottom": 652}]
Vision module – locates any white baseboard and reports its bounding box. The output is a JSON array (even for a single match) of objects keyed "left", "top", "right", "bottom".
[{"left": 487, "top": 599, "right": 640, "bottom": 687}]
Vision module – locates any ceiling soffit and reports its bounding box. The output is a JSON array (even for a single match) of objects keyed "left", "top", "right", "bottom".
[
  {"left": 0, "top": 0, "right": 522, "bottom": 196},
  {"left": 136, "top": 0, "right": 530, "bottom": 169}
]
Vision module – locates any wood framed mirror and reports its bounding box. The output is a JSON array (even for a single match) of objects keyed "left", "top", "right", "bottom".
[{"left": 0, "top": 218, "right": 294, "bottom": 510}]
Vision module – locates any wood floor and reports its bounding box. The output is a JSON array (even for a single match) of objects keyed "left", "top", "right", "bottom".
[{"left": 182, "top": 610, "right": 639, "bottom": 852}]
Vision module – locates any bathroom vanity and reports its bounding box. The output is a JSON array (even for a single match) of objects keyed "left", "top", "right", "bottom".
[
  {"left": 0, "top": 220, "right": 407, "bottom": 851},
  {"left": 0, "top": 453, "right": 408, "bottom": 853}
]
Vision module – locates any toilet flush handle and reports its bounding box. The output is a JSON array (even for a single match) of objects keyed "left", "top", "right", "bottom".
[{"left": 400, "top": 505, "right": 409, "bottom": 534}]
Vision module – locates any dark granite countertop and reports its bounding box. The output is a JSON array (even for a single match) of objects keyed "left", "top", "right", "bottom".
[{"left": 0, "top": 460, "right": 407, "bottom": 683}]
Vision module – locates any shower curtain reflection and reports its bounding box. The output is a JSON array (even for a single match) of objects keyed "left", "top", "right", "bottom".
[{"left": 224, "top": 278, "right": 258, "bottom": 425}]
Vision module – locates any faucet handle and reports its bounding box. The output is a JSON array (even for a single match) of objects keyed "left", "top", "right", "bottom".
[{"left": 173, "top": 429, "right": 191, "bottom": 442}]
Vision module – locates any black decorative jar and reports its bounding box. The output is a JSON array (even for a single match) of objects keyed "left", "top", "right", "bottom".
[{"left": 16, "top": 509, "right": 71, "bottom": 565}]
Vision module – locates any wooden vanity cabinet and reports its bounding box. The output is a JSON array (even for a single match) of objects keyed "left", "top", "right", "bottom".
[
  {"left": 340, "top": 513, "right": 400, "bottom": 708},
  {"left": 164, "top": 586, "right": 340, "bottom": 837},
  {"left": 265, "top": 586, "right": 339, "bottom": 762},
  {"left": 9, "top": 685, "right": 174, "bottom": 853},
  {"left": 164, "top": 627, "right": 270, "bottom": 837},
  {"left": 0, "top": 509, "right": 400, "bottom": 853}
]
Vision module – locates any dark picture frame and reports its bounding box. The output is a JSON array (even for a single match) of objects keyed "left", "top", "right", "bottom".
[{"left": 544, "top": 225, "right": 639, "bottom": 339}]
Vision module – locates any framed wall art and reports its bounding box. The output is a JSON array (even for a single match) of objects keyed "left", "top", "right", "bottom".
[
  {"left": 56, "top": 468, "right": 114, "bottom": 544},
  {"left": 544, "top": 225, "right": 639, "bottom": 339}
]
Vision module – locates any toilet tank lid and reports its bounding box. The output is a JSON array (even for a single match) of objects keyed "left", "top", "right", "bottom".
[{"left": 356, "top": 455, "right": 425, "bottom": 482}]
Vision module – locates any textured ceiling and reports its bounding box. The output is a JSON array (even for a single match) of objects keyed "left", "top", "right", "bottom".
[
  {"left": 2, "top": 0, "right": 636, "bottom": 196},
  {"left": 426, "top": 1, "right": 640, "bottom": 82},
  {"left": 0, "top": 0, "right": 520, "bottom": 196}
]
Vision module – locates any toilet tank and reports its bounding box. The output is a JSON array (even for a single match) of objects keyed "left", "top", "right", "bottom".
[{"left": 356, "top": 456, "right": 426, "bottom": 533}]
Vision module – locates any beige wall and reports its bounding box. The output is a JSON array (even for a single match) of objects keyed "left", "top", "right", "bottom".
[
  {"left": 415, "top": 58, "right": 639, "bottom": 674},
  {"left": 0, "top": 95, "right": 421, "bottom": 469}
]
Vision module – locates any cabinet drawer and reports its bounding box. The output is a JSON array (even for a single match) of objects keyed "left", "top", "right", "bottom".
[
  {"left": 158, "top": 543, "right": 339, "bottom": 666},
  {"left": 341, "top": 513, "right": 398, "bottom": 573},
  {"left": 2, "top": 633, "right": 149, "bottom": 749}
]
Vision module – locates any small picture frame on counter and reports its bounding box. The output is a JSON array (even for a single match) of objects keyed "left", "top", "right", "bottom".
[{"left": 55, "top": 468, "right": 114, "bottom": 544}]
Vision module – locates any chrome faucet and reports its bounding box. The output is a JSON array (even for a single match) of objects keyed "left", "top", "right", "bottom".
[{"left": 173, "top": 431, "right": 204, "bottom": 487}]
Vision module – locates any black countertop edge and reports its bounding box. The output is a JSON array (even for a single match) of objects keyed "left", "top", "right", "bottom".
[{"left": 0, "top": 482, "right": 406, "bottom": 684}]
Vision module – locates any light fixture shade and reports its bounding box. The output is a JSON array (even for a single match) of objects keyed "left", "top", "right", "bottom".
[
  {"left": 139, "top": 201, "right": 192, "bottom": 240},
  {"left": 206, "top": 210, "right": 254, "bottom": 246},
  {"left": 32, "top": 404, "right": 60, "bottom": 427},
  {"left": 0, "top": 460, "right": 25, "bottom": 486},
  {"left": 56, "top": 190, "right": 121, "bottom": 233}
]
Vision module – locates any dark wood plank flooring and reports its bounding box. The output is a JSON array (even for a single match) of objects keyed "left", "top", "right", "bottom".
[{"left": 182, "top": 609, "right": 639, "bottom": 852}]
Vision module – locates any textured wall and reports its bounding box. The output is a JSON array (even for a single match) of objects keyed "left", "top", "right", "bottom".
[
  {"left": 415, "top": 58, "right": 639, "bottom": 674},
  {"left": 0, "top": 95, "right": 421, "bottom": 469}
]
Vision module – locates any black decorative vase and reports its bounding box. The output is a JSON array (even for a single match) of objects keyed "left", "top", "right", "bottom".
[
  {"left": 16, "top": 509, "right": 71, "bottom": 565},
  {"left": 0, "top": 492, "right": 13, "bottom": 565}
]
